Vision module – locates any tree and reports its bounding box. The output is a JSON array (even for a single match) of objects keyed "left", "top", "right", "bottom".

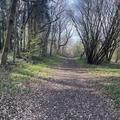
[
  {"left": 0, "top": 0, "right": 7, "bottom": 51},
  {"left": 57, "top": 21, "right": 73, "bottom": 54},
  {"left": 1, "top": 0, "right": 18, "bottom": 65},
  {"left": 69, "top": 0, "right": 120, "bottom": 64},
  {"left": 0, "top": 0, "right": 73, "bottom": 64}
]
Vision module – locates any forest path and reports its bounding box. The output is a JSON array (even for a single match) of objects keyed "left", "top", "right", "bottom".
[{"left": 1, "top": 58, "right": 120, "bottom": 120}]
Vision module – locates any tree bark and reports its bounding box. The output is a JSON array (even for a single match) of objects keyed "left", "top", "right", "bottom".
[
  {"left": 0, "top": 29, "right": 2, "bottom": 50},
  {"left": 1, "top": 0, "right": 18, "bottom": 65}
]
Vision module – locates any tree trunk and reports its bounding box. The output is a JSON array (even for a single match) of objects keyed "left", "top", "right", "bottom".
[
  {"left": 42, "top": 25, "right": 51, "bottom": 57},
  {"left": 1, "top": 0, "right": 18, "bottom": 65},
  {"left": 50, "top": 39, "right": 54, "bottom": 56},
  {"left": 0, "top": 29, "right": 2, "bottom": 50},
  {"left": 16, "top": 37, "right": 21, "bottom": 58}
]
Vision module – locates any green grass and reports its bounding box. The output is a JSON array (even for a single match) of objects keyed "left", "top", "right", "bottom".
[
  {"left": 41, "top": 56, "right": 63, "bottom": 65},
  {"left": 76, "top": 59, "right": 120, "bottom": 76},
  {"left": 0, "top": 55, "right": 63, "bottom": 94},
  {"left": 76, "top": 58, "right": 120, "bottom": 108},
  {"left": 11, "top": 55, "right": 63, "bottom": 81},
  {"left": 99, "top": 77, "right": 120, "bottom": 108}
]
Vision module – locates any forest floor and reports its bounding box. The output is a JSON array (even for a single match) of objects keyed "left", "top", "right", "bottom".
[{"left": 0, "top": 57, "right": 120, "bottom": 120}]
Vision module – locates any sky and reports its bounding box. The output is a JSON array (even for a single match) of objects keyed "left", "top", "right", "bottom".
[
  {"left": 67, "top": 0, "right": 80, "bottom": 43},
  {"left": 68, "top": 0, "right": 76, "bottom": 5}
]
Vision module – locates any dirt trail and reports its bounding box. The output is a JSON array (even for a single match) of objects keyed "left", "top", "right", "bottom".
[{"left": 0, "top": 58, "right": 120, "bottom": 120}]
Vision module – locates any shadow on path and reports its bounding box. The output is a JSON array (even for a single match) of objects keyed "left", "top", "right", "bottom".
[{"left": 0, "top": 58, "right": 120, "bottom": 120}]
